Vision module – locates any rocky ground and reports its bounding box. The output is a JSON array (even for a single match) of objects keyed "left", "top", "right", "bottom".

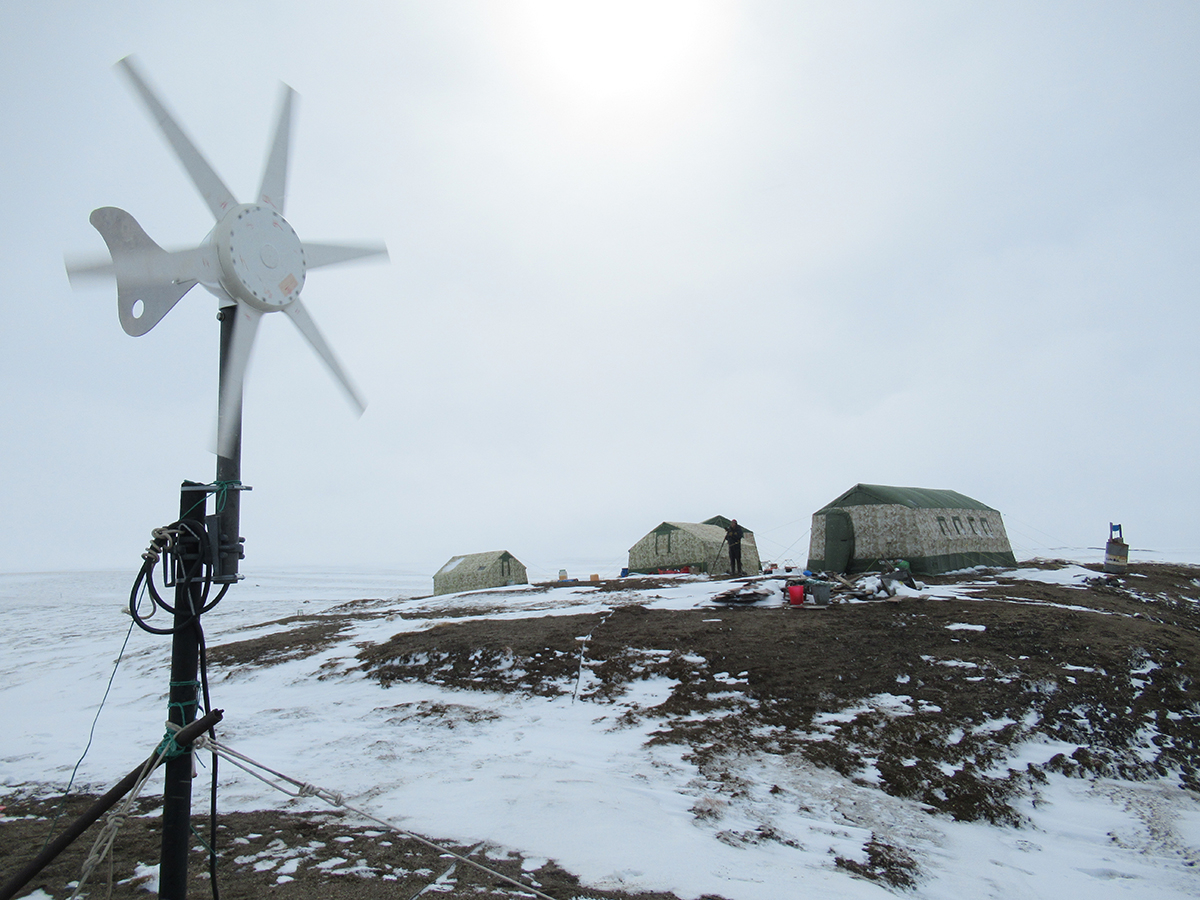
[{"left": 4, "top": 560, "right": 1199, "bottom": 898}]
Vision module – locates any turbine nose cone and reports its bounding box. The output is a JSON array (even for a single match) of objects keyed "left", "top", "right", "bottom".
[{"left": 217, "top": 204, "right": 306, "bottom": 311}]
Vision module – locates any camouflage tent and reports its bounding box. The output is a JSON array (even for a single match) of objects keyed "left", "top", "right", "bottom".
[
  {"left": 433, "top": 550, "right": 527, "bottom": 596},
  {"left": 807, "top": 484, "right": 1017, "bottom": 575},
  {"left": 628, "top": 516, "right": 760, "bottom": 575}
]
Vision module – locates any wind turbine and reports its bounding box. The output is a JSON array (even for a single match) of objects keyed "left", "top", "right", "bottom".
[
  {"left": 63, "top": 57, "right": 388, "bottom": 900},
  {"left": 68, "top": 56, "right": 386, "bottom": 460}
]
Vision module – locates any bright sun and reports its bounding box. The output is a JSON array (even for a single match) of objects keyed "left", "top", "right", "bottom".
[{"left": 509, "top": 0, "right": 734, "bottom": 111}]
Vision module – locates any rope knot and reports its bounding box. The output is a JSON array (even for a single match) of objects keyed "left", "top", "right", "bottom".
[
  {"left": 142, "top": 526, "right": 178, "bottom": 563},
  {"left": 157, "top": 720, "right": 191, "bottom": 759},
  {"left": 321, "top": 789, "right": 346, "bottom": 806},
  {"left": 297, "top": 783, "right": 344, "bottom": 805},
  {"left": 81, "top": 847, "right": 105, "bottom": 877}
]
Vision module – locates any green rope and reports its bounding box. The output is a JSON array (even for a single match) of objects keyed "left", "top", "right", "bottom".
[
  {"left": 160, "top": 688, "right": 199, "bottom": 758},
  {"left": 178, "top": 479, "right": 242, "bottom": 519},
  {"left": 212, "top": 480, "right": 242, "bottom": 513},
  {"left": 189, "top": 823, "right": 217, "bottom": 860},
  {"left": 168, "top": 705, "right": 198, "bottom": 724},
  {"left": 181, "top": 495, "right": 208, "bottom": 520},
  {"left": 156, "top": 729, "right": 190, "bottom": 760}
]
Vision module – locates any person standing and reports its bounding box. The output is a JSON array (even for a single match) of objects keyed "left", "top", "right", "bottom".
[{"left": 725, "top": 519, "right": 745, "bottom": 576}]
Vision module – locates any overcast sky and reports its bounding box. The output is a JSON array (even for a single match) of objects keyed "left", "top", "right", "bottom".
[{"left": 2, "top": 1, "right": 1198, "bottom": 579}]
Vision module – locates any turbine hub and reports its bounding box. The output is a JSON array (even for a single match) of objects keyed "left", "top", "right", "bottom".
[{"left": 217, "top": 204, "right": 306, "bottom": 312}]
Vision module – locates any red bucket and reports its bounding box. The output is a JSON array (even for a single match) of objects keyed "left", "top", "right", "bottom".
[{"left": 787, "top": 583, "right": 805, "bottom": 605}]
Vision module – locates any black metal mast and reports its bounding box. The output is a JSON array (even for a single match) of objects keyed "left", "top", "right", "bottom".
[{"left": 158, "top": 307, "right": 245, "bottom": 899}]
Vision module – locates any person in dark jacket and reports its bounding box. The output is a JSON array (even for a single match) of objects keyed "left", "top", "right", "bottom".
[{"left": 725, "top": 519, "right": 745, "bottom": 576}]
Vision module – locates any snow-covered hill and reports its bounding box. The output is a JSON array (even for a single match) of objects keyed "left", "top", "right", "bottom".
[{"left": 3, "top": 562, "right": 1199, "bottom": 899}]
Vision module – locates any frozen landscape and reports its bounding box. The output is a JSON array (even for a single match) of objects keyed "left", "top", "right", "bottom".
[
  {"left": 2, "top": 560, "right": 1199, "bottom": 899},
  {"left": 4, "top": 6, "right": 1199, "bottom": 899}
]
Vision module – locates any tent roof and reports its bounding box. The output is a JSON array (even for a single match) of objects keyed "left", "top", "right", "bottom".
[
  {"left": 817, "top": 484, "right": 998, "bottom": 512},
  {"left": 435, "top": 550, "right": 517, "bottom": 576},
  {"left": 650, "top": 517, "right": 752, "bottom": 538},
  {"left": 652, "top": 522, "right": 726, "bottom": 543}
]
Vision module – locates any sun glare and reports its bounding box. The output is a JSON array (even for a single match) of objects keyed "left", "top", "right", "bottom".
[{"left": 510, "top": 0, "right": 733, "bottom": 111}]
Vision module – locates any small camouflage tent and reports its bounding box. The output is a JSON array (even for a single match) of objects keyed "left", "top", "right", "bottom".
[
  {"left": 628, "top": 516, "right": 760, "bottom": 575},
  {"left": 807, "top": 484, "right": 1017, "bottom": 575},
  {"left": 433, "top": 550, "right": 527, "bottom": 596}
]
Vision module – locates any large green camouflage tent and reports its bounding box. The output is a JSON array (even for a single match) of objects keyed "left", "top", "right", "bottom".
[{"left": 807, "top": 484, "right": 1017, "bottom": 575}]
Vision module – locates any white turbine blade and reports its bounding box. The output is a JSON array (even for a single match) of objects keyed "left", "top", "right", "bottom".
[
  {"left": 303, "top": 242, "right": 389, "bottom": 270},
  {"left": 64, "top": 255, "right": 115, "bottom": 284},
  {"left": 116, "top": 56, "right": 238, "bottom": 221},
  {"left": 115, "top": 245, "right": 210, "bottom": 283},
  {"left": 217, "top": 303, "right": 264, "bottom": 458},
  {"left": 283, "top": 298, "right": 366, "bottom": 415},
  {"left": 67, "top": 246, "right": 210, "bottom": 289},
  {"left": 258, "top": 85, "right": 295, "bottom": 214}
]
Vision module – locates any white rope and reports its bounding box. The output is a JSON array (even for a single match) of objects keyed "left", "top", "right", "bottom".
[
  {"left": 194, "top": 735, "right": 564, "bottom": 900},
  {"left": 68, "top": 741, "right": 171, "bottom": 900}
]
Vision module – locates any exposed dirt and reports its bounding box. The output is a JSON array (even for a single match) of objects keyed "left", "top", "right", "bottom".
[
  {"left": 359, "top": 563, "right": 1200, "bottom": 822},
  {"left": 206, "top": 618, "right": 357, "bottom": 669},
  {"left": 0, "top": 790, "right": 677, "bottom": 900},
  {"left": 6, "top": 560, "right": 1200, "bottom": 898}
]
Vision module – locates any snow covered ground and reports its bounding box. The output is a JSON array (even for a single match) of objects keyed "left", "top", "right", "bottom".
[{"left": 3, "top": 566, "right": 1199, "bottom": 899}]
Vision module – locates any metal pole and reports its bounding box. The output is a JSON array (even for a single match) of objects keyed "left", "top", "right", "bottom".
[
  {"left": 159, "top": 481, "right": 206, "bottom": 900},
  {"left": 159, "top": 307, "right": 247, "bottom": 898},
  {"left": 708, "top": 537, "right": 727, "bottom": 575},
  {"left": 215, "top": 306, "right": 243, "bottom": 582}
]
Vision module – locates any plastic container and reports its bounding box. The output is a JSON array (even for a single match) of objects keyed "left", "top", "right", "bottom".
[
  {"left": 1104, "top": 523, "right": 1128, "bottom": 574},
  {"left": 787, "top": 583, "right": 805, "bottom": 605},
  {"left": 807, "top": 581, "right": 831, "bottom": 605}
]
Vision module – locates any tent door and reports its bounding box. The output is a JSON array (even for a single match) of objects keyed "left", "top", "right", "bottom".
[{"left": 825, "top": 509, "right": 854, "bottom": 573}]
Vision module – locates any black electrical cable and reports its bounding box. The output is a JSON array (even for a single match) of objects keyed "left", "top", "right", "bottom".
[
  {"left": 129, "top": 521, "right": 229, "bottom": 636},
  {"left": 143, "top": 521, "right": 211, "bottom": 614}
]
